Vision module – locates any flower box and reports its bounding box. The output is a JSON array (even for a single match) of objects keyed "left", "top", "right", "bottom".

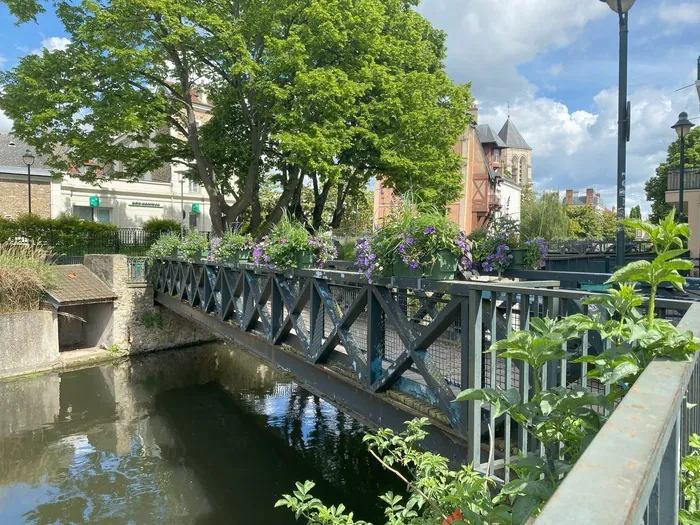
[
  {"left": 424, "top": 249, "right": 458, "bottom": 280},
  {"left": 393, "top": 257, "right": 419, "bottom": 277},
  {"left": 510, "top": 247, "right": 526, "bottom": 269},
  {"left": 296, "top": 250, "right": 315, "bottom": 269}
]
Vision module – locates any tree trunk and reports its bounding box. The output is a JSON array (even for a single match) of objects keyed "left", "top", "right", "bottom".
[
  {"left": 256, "top": 165, "right": 301, "bottom": 235},
  {"left": 329, "top": 181, "right": 352, "bottom": 229},
  {"left": 312, "top": 178, "right": 332, "bottom": 230}
]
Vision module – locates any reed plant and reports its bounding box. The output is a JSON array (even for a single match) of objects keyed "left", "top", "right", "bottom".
[{"left": 0, "top": 242, "right": 56, "bottom": 314}]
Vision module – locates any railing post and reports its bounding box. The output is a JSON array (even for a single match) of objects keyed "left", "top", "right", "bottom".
[
  {"left": 309, "top": 281, "right": 322, "bottom": 359},
  {"left": 466, "top": 289, "right": 483, "bottom": 467},
  {"left": 271, "top": 277, "right": 282, "bottom": 340},
  {"left": 366, "top": 287, "right": 384, "bottom": 388},
  {"left": 657, "top": 414, "right": 681, "bottom": 525}
]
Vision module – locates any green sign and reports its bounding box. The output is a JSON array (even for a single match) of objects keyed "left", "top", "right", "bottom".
[
  {"left": 191, "top": 203, "right": 200, "bottom": 213},
  {"left": 89, "top": 196, "right": 100, "bottom": 207}
]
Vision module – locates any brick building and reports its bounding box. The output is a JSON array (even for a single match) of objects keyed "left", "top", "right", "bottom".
[
  {"left": 563, "top": 188, "right": 610, "bottom": 213},
  {"left": 0, "top": 134, "right": 52, "bottom": 219},
  {"left": 374, "top": 106, "right": 530, "bottom": 233}
]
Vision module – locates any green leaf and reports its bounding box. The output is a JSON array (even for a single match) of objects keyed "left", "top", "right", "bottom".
[
  {"left": 606, "top": 260, "right": 652, "bottom": 284},
  {"left": 512, "top": 495, "right": 542, "bottom": 525}
]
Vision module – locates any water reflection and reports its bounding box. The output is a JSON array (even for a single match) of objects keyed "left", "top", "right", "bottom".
[{"left": 0, "top": 343, "right": 398, "bottom": 524}]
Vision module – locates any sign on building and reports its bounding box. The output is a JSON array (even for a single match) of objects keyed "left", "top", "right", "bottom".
[{"left": 89, "top": 196, "right": 100, "bottom": 207}]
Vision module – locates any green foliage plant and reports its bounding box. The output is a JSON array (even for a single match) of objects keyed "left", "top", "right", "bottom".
[
  {"left": 355, "top": 194, "right": 471, "bottom": 281},
  {"left": 142, "top": 218, "right": 182, "bottom": 236},
  {"left": 210, "top": 230, "right": 253, "bottom": 262},
  {"left": 147, "top": 233, "right": 182, "bottom": 259},
  {"left": 180, "top": 232, "right": 209, "bottom": 262},
  {"left": 681, "top": 434, "right": 700, "bottom": 524},
  {"left": 255, "top": 216, "right": 336, "bottom": 270}
]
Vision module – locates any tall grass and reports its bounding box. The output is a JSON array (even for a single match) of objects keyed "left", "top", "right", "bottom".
[{"left": 0, "top": 242, "right": 56, "bottom": 314}]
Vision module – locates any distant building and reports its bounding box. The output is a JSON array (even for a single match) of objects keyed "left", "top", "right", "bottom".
[
  {"left": 563, "top": 188, "right": 610, "bottom": 213},
  {"left": 374, "top": 106, "right": 531, "bottom": 233},
  {"left": 0, "top": 88, "right": 219, "bottom": 230}
]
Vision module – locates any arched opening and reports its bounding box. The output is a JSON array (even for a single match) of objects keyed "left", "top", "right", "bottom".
[
  {"left": 519, "top": 157, "right": 527, "bottom": 184},
  {"left": 512, "top": 155, "right": 520, "bottom": 183}
]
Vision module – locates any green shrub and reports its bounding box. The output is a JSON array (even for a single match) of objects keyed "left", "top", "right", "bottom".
[
  {"left": 181, "top": 232, "right": 209, "bottom": 261},
  {"left": 147, "top": 233, "right": 181, "bottom": 258},
  {"left": 210, "top": 230, "right": 253, "bottom": 261},
  {"left": 0, "top": 241, "right": 56, "bottom": 313},
  {"left": 254, "top": 216, "right": 336, "bottom": 269},
  {"left": 142, "top": 218, "right": 181, "bottom": 236}
]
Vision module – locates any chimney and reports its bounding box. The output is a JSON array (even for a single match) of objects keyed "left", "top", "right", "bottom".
[
  {"left": 467, "top": 104, "right": 479, "bottom": 125},
  {"left": 585, "top": 188, "right": 595, "bottom": 205},
  {"left": 565, "top": 189, "right": 574, "bottom": 204}
]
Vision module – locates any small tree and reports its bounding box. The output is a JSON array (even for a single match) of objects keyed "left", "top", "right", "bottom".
[
  {"left": 566, "top": 205, "right": 602, "bottom": 240},
  {"left": 520, "top": 191, "right": 569, "bottom": 241}
]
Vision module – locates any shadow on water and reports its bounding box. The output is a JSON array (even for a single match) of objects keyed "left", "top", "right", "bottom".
[{"left": 0, "top": 343, "right": 401, "bottom": 524}]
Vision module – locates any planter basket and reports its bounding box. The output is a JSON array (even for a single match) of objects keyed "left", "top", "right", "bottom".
[
  {"left": 393, "top": 257, "right": 419, "bottom": 278},
  {"left": 295, "top": 250, "right": 315, "bottom": 269},
  {"left": 510, "top": 248, "right": 526, "bottom": 269},
  {"left": 238, "top": 249, "right": 252, "bottom": 262},
  {"left": 425, "top": 249, "right": 459, "bottom": 280},
  {"left": 170, "top": 248, "right": 179, "bottom": 258}
]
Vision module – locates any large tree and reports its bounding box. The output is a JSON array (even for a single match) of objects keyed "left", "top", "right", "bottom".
[
  {"left": 0, "top": 0, "right": 470, "bottom": 235},
  {"left": 566, "top": 205, "right": 602, "bottom": 240},
  {"left": 645, "top": 127, "right": 700, "bottom": 224}
]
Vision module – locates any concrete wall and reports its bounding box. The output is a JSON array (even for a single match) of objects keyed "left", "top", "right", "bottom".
[
  {"left": 0, "top": 310, "right": 59, "bottom": 377},
  {"left": 84, "top": 255, "right": 213, "bottom": 353}
]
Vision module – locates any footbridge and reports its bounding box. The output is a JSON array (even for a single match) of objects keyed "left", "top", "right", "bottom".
[{"left": 151, "top": 258, "right": 699, "bottom": 521}]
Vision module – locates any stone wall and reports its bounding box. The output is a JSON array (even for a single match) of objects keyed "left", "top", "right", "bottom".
[
  {"left": 84, "top": 255, "right": 214, "bottom": 353},
  {"left": 0, "top": 310, "right": 59, "bottom": 377},
  {"left": 0, "top": 177, "right": 51, "bottom": 219}
]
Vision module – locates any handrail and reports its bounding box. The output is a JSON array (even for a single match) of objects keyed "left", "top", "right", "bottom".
[{"left": 534, "top": 302, "right": 700, "bottom": 525}]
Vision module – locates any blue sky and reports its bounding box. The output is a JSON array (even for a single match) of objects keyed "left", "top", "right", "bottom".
[{"left": 1, "top": 0, "right": 699, "bottom": 215}]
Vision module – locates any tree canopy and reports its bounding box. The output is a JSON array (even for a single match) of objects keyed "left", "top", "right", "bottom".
[
  {"left": 645, "top": 127, "right": 700, "bottom": 224},
  {"left": 520, "top": 190, "right": 569, "bottom": 241},
  {"left": 0, "top": 0, "right": 471, "bottom": 235}
]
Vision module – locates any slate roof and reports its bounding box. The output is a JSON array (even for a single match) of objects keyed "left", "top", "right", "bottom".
[
  {"left": 498, "top": 119, "right": 531, "bottom": 150},
  {"left": 0, "top": 133, "right": 51, "bottom": 170},
  {"left": 475, "top": 124, "right": 506, "bottom": 148},
  {"left": 46, "top": 265, "right": 118, "bottom": 307}
]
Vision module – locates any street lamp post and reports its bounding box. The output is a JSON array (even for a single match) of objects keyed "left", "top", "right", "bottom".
[
  {"left": 179, "top": 176, "right": 185, "bottom": 237},
  {"left": 600, "top": 0, "right": 635, "bottom": 267},
  {"left": 22, "top": 149, "right": 35, "bottom": 215},
  {"left": 672, "top": 112, "right": 696, "bottom": 223}
]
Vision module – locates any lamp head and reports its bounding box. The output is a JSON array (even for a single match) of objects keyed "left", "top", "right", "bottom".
[
  {"left": 672, "top": 112, "right": 695, "bottom": 139},
  {"left": 599, "top": 0, "right": 636, "bottom": 14},
  {"left": 22, "top": 149, "right": 35, "bottom": 166}
]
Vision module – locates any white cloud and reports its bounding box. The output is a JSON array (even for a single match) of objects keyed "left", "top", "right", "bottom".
[
  {"left": 0, "top": 110, "right": 12, "bottom": 133},
  {"left": 32, "top": 36, "right": 70, "bottom": 55},
  {"left": 416, "top": 0, "right": 608, "bottom": 102},
  {"left": 658, "top": 3, "right": 700, "bottom": 25},
  {"left": 548, "top": 64, "right": 563, "bottom": 77}
]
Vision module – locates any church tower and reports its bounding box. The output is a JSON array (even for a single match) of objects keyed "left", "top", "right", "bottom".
[{"left": 498, "top": 118, "right": 532, "bottom": 185}]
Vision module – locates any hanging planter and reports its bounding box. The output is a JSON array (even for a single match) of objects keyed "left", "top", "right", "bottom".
[
  {"left": 424, "top": 249, "right": 459, "bottom": 280},
  {"left": 510, "top": 247, "right": 526, "bottom": 269},
  {"left": 393, "top": 256, "right": 419, "bottom": 277},
  {"left": 295, "top": 249, "right": 315, "bottom": 269}
]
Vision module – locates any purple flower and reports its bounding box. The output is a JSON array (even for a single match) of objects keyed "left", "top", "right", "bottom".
[
  {"left": 406, "top": 236, "right": 415, "bottom": 245},
  {"left": 424, "top": 226, "right": 435, "bottom": 235},
  {"left": 410, "top": 260, "right": 419, "bottom": 270}
]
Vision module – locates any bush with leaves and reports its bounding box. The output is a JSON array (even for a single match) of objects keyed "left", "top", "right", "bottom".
[
  {"left": 147, "top": 233, "right": 182, "bottom": 259},
  {"left": 682, "top": 434, "right": 700, "bottom": 524},
  {"left": 254, "top": 216, "right": 336, "bottom": 269},
  {"left": 210, "top": 230, "right": 253, "bottom": 262},
  {"left": 142, "top": 218, "right": 182, "bottom": 236},
  {"left": 180, "top": 232, "right": 209, "bottom": 262}
]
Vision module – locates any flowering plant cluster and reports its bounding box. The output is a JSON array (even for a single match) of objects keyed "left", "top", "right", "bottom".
[
  {"left": 525, "top": 237, "right": 547, "bottom": 269},
  {"left": 355, "top": 202, "right": 471, "bottom": 281},
  {"left": 147, "top": 232, "right": 181, "bottom": 258},
  {"left": 252, "top": 216, "right": 335, "bottom": 269},
  {"left": 474, "top": 233, "right": 513, "bottom": 273},
  {"left": 180, "top": 231, "right": 209, "bottom": 261},
  {"left": 209, "top": 230, "right": 253, "bottom": 262}
]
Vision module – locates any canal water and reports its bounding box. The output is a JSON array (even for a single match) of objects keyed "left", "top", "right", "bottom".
[{"left": 0, "top": 343, "right": 400, "bottom": 524}]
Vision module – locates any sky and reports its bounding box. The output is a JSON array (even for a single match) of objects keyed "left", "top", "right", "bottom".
[{"left": 0, "top": 0, "right": 699, "bottom": 215}]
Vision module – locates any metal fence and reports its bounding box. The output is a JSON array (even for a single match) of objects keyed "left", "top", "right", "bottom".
[
  {"left": 535, "top": 303, "right": 700, "bottom": 525},
  {"left": 545, "top": 240, "right": 654, "bottom": 256},
  {"left": 150, "top": 258, "right": 694, "bottom": 483}
]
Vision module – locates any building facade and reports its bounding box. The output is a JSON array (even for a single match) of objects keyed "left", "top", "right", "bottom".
[
  {"left": 374, "top": 107, "right": 530, "bottom": 234},
  {"left": 0, "top": 90, "right": 219, "bottom": 231},
  {"left": 563, "top": 188, "right": 610, "bottom": 213}
]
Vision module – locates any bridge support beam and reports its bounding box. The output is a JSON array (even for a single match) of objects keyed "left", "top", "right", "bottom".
[{"left": 155, "top": 291, "right": 471, "bottom": 465}]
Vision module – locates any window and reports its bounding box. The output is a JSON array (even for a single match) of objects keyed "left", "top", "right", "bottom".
[
  {"left": 189, "top": 180, "right": 200, "bottom": 193},
  {"left": 73, "top": 206, "right": 92, "bottom": 221},
  {"left": 493, "top": 149, "right": 500, "bottom": 162},
  {"left": 189, "top": 213, "right": 198, "bottom": 230},
  {"left": 72, "top": 206, "right": 111, "bottom": 224},
  {"left": 95, "top": 209, "right": 111, "bottom": 224}
]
